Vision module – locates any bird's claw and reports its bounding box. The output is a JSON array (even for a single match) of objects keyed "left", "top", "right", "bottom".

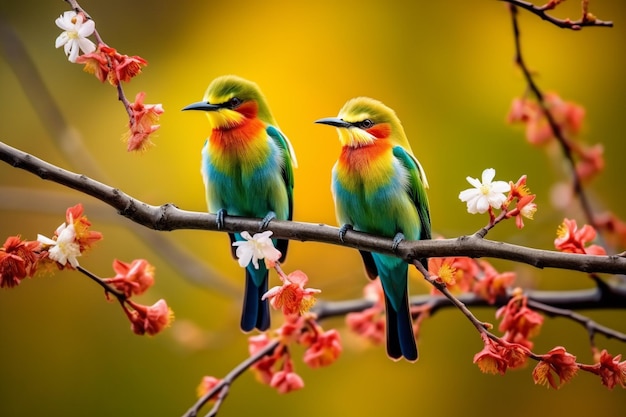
[
  {"left": 392, "top": 232, "right": 405, "bottom": 252},
  {"left": 260, "top": 211, "right": 276, "bottom": 231},
  {"left": 339, "top": 224, "right": 353, "bottom": 243},
  {"left": 216, "top": 209, "right": 227, "bottom": 230}
]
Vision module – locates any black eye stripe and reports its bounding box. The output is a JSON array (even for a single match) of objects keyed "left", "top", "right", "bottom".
[
  {"left": 356, "top": 119, "right": 374, "bottom": 129},
  {"left": 227, "top": 97, "right": 242, "bottom": 109}
]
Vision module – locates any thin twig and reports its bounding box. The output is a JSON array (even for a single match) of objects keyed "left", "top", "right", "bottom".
[
  {"left": 181, "top": 339, "right": 280, "bottom": 417},
  {"left": 528, "top": 299, "right": 626, "bottom": 343},
  {"left": 0, "top": 19, "right": 235, "bottom": 296},
  {"left": 500, "top": 0, "right": 613, "bottom": 29},
  {"left": 508, "top": 4, "right": 597, "bottom": 229}
]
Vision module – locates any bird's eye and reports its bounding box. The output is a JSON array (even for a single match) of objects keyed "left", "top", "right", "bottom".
[
  {"left": 358, "top": 119, "right": 374, "bottom": 129},
  {"left": 227, "top": 97, "right": 242, "bottom": 109}
]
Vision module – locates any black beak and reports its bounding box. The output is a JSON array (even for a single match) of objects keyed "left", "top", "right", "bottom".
[
  {"left": 182, "top": 101, "right": 221, "bottom": 112},
  {"left": 314, "top": 117, "right": 352, "bottom": 128}
]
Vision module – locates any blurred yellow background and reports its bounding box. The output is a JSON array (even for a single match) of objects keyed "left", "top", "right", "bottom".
[{"left": 1, "top": 1, "right": 625, "bottom": 416}]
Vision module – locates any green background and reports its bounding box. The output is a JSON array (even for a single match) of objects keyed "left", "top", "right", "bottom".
[{"left": 1, "top": 1, "right": 625, "bottom": 416}]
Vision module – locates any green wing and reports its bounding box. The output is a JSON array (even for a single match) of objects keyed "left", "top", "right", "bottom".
[
  {"left": 266, "top": 125, "right": 296, "bottom": 220},
  {"left": 392, "top": 145, "right": 431, "bottom": 241},
  {"left": 266, "top": 125, "right": 297, "bottom": 262}
]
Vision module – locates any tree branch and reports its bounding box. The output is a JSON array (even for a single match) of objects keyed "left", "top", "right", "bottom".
[
  {"left": 179, "top": 277, "right": 626, "bottom": 416},
  {"left": 508, "top": 4, "right": 598, "bottom": 229},
  {"left": 500, "top": 0, "right": 613, "bottom": 29},
  {"left": 2, "top": 140, "right": 626, "bottom": 276},
  {"left": 182, "top": 339, "right": 280, "bottom": 417}
]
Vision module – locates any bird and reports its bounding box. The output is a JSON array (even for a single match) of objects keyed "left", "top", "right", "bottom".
[
  {"left": 182, "top": 75, "right": 297, "bottom": 332},
  {"left": 315, "top": 97, "right": 431, "bottom": 361}
]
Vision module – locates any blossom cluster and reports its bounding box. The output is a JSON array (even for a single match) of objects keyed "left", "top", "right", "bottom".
[
  {"left": 428, "top": 255, "right": 515, "bottom": 305},
  {"left": 0, "top": 203, "right": 102, "bottom": 286},
  {"left": 459, "top": 168, "right": 537, "bottom": 228},
  {"left": 0, "top": 204, "right": 172, "bottom": 336},
  {"left": 507, "top": 92, "right": 604, "bottom": 183},
  {"left": 554, "top": 218, "right": 606, "bottom": 255},
  {"left": 473, "top": 296, "right": 625, "bottom": 390},
  {"left": 244, "top": 317, "right": 341, "bottom": 395},
  {"left": 54, "top": 10, "right": 163, "bottom": 152},
  {"left": 346, "top": 280, "right": 387, "bottom": 346},
  {"left": 472, "top": 290, "right": 544, "bottom": 375},
  {"left": 195, "top": 231, "right": 340, "bottom": 395},
  {"left": 507, "top": 90, "right": 626, "bottom": 250}
]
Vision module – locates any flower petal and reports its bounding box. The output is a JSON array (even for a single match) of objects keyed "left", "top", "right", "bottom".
[{"left": 482, "top": 168, "right": 496, "bottom": 184}]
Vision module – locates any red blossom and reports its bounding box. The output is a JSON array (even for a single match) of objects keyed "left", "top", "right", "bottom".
[
  {"left": 196, "top": 376, "right": 223, "bottom": 401},
  {"left": 473, "top": 334, "right": 530, "bottom": 375},
  {"left": 473, "top": 336, "right": 508, "bottom": 375},
  {"left": 496, "top": 292, "right": 544, "bottom": 349},
  {"left": 507, "top": 93, "right": 585, "bottom": 146},
  {"left": 262, "top": 270, "right": 320, "bottom": 316},
  {"left": 75, "top": 45, "right": 110, "bottom": 83},
  {"left": 346, "top": 307, "right": 386, "bottom": 345},
  {"left": 575, "top": 143, "right": 604, "bottom": 182},
  {"left": 362, "top": 278, "right": 385, "bottom": 302},
  {"left": 127, "top": 299, "right": 173, "bottom": 336},
  {"left": 78, "top": 45, "right": 147, "bottom": 85},
  {"left": 0, "top": 236, "right": 41, "bottom": 288},
  {"left": 503, "top": 175, "right": 537, "bottom": 229},
  {"left": 554, "top": 218, "right": 606, "bottom": 255},
  {"left": 583, "top": 349, "right": 626, "bottom": 390},
  {"left": 501, "top": 342, "right": 530, "bottom": 370},
  {"left": 248, "top": 334, "right": 279, "bottom": 385},
  {"left": 269, "top": 365, "right": 304, "bottom": 394},
  {"left": 449, "top": 257, "right": 480, "bottom": 292},
  {"left": 64, "top": 204, "right": 102, "bottom": 252},
  {"left": 124, "top": 92, "right": 164, "bottom": 152},
  {"left": 346, "top": 279, "right": 386, "bottom": 344},
  {"left": 428, "top": 257, "right": 457, "bottom": 288},
  {"left": 507, "top": 175, "right": 531, "bottom": 200},
  {"left": 104, "top": 258, "right": 155, "bottom": 297},
  {"left": 514, "top": 195, "right": 537, "bottom": 229},
  {"left": 114, "top": 54, "right": 148, "bottom": 84},
  {"left": 0, "top": 251, "right": 25, "bottom": 288},
  {"left": 594, "top": 212, "right": 626, "bottom": 248},
  {"left": 472, "top": 260, "right": 516, "bottom": 304},
  {"left": 533, "top": 346, "right": 578, "bottom": 389},
  {"left": 302, "top": 327, "right": 342, "bottom": 368}
]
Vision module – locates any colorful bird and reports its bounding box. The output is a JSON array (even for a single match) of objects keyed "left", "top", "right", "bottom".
[
  {"left": 316, "top": 97, "right": 431, "bottom": 361},
  {"left": 183, "top": 75, "right": 297, "bottom": 332}
]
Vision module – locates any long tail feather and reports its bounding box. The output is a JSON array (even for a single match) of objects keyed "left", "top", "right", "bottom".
[
  {"left": 240, "top": 267, "right": 270, "bottom": 332},
  {"left": 384, "top": 290, "right": 418, "bottom": 362}
]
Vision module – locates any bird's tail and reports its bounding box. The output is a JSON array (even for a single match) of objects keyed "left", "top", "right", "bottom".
[
  {"left": 240, "top": 265, "right": 270, "bottom": 332},
  {"left": 383, "top": 287, "right": 418, "bottom": 362}
]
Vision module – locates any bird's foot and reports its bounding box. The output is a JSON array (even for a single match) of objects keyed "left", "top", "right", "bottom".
[
  {"left": 216, "top": 209, "right": 227, "bottom": 230},
  {"left": 392, "top": 232, "right": 405, "bottom": 252},
  {"left": 339, "top": 224, "right": 354, "bottom": 243},
  {"left": 260, "top": 211, "right": 276, "bottom": 231}
]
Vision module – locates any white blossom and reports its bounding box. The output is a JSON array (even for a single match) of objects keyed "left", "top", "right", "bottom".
[
  {"left": 37, "top": 222, "right": 81, "bottom": 267},
  {"left": 459, "top": 168, "right": 511, "bottom": 214},
  {"left": 55, "top": 11, "right": 96, "bottom": 62},
  {"left": 232, "top": 231, "right": 282, "bottom": 269}
]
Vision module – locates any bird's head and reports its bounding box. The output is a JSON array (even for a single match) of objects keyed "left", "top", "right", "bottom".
[
  {"left": 182, "top": 75, "right": 275, "bottom": 129},
  {"left": 315, "top": 97, "right": 411, "bottom": 150}
]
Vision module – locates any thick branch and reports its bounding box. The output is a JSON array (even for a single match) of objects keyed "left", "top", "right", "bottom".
[{"left": 2, "top": 140, "right": 626, "bottom": 275}]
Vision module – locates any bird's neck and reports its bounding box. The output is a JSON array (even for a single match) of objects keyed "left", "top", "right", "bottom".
[
  {"left": 340, "top": 137, "right": 391, "bottom": 164},
  {"left": 209, "top": 117, "right": 267, "bottom": 159}
]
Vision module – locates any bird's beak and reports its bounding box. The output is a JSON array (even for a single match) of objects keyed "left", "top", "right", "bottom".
[
  {"left": 314, "top": 117, "right": 352, "bottom": 128},
  {"left": 182, "top": 101, "right": 221, "bottom": 112}
]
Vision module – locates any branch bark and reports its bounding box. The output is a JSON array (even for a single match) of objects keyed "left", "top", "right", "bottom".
[{"left": 2, "top": 140, "right": 626, "bottom": 276}]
